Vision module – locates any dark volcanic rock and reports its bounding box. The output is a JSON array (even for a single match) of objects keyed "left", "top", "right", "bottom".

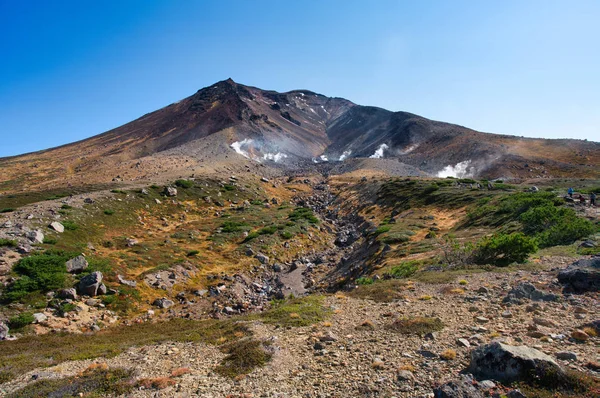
[
  {"left": 468, "top": 342, "right": 562, "bottom": 383},
  {"left": 557, "top": 256, "right": 600, "bottom": 292},
  {"left": 433, "top": 374, "right": 484, "bottom": 398},
  {"left": 503, "top": 282, "right": 559, "bottom": 304},
  {"left": 78, "top": 271, "right": 105, "bottom": 296}
]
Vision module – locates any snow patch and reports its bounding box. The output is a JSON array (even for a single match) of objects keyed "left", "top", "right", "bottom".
[
  {"left": 369, "top": 144, "right": 389, "bottom": 159},
  {"left": 436, "top": 160, "right": 474, "bottom": 178}
]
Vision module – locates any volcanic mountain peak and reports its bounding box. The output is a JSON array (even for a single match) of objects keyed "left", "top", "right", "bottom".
[{"left": 0, "top": 79, "right": 598, "bottom": 194}]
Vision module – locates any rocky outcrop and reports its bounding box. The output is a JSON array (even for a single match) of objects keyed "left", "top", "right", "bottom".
[
  {"left": 503, "top": 282, "right": 559, "bottom": 304},
  {"left": 26, "top": 229, "right": 44, "bottom": 244},
  {"left": 65, "top": 255, "right": 88, "bottom": 273},
  {"left": 468, "top": 342, "right": 562, "bottom": 383},
  {"left": 557, "top": 256, "right": 600, "bottom": 292},
  {"left": 78, "top": 271, "right": 106, "bottom": 296},
  {"left": 0, "top": 321, "right": 8, "bottom": 340},
  {"left": 163, "top": 186, "right": 178, "bottom": 197},
  {"left": 57, "top": 288, "right": 78, "bottom": 300},
  {"left": 433, "top": 375, "right": 484, "bottom": 398},
  {"left": 153, "top": 297, "right": 174, "bottom": 309}
]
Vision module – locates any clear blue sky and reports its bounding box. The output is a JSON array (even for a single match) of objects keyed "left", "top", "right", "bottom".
[{"left": 1, "top": 0, "right": 599, "bottom": 157}]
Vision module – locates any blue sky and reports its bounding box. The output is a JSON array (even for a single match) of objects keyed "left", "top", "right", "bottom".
[{"left": 1, "top": 0, "right": 599, "bottom": 157}]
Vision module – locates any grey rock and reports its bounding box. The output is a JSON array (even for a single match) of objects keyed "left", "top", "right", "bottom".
[
  {"left": 49, "top": 221, "right": 64, "bottom": 233},
  {"left": 126, "top": 238, "right": 138, "bottom": 247},
  {"left": 433, "top": 374, "right": 484, "bottom": 398},
  {"left": 397, "top": 370, "right": 414, "bottom": 382},
  {"left": 457, "top": 338, "right": 471, "bottom": 348},
  {"left": 468, "top": 342, "right": 562, "bottom": 383},
  {"left": 32, "top": 313, "right": 48, "bottom": 324},
  {"left": 0, "top": 322, "right": 9, "bottom": 340},
  {"left": 479, "top": 380, "right": 496, "bottom": 389},
  {"left": 557, "top": 256, "right": 600, "bottom": 292},
  {"left": 65, "top": 255, "right": 88, "bottom": 273},
  {"left": 153, "top": 298, "right": 174, "bottom": 309},
  {"left": 26, "top": 229, "right": 45, "bottom": 244},
  {"left": 255, "top": 253, "right": 269, "bottom": 264},
  {"left": 117, "top": 274, "right": 137, "bottom": 287},
  {"left": 260, "top": 177, "right": 269, "bottom": 183},
  {"left": 555, "top": 351, "right": 578, "bottom": 361},
  {"left": 57, "top": 288, "right": 78, "bottom": 300},
  {"left": 503, "top": 282, "right": 559, "bottom": 304},
  {"left": 163, "top": 186, "right": 178, "bottom": 197},
  {"left": 78, "top": 271, "right": 104, "bottom": 296},
  {"left": 2, "top": 220, "right": 13, "bottom": 228}
]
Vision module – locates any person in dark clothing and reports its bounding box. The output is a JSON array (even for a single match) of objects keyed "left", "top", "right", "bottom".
[
  {"left": 568, "top": 187, "right": 574, "bottom": 198},
  {"left": 591, "top": 192, "right": 597, "bottom": 207}
]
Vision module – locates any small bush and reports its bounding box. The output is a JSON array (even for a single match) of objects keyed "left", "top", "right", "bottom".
[
  {"left": 382, "top": 233, "right": 411, "bottom": 244},
  {"left": 221, "top": 221, "right": 248, "bottom": 233},
  {"left": 373, "top": 225, "right": 391, "bottom": 236},
  {"left": 110, "top": 189, "right": 126, "bottom": 194},
  {"left": 388, "top": 261, "right": 418, "bottom": 279},
  {"left": 0, "top": 238, "right": 16, "bottom": 247},
  {"left": 243, "top": 232, "right": 259, "bottom": 242},
  {"left": 187, "top": 250, "right": 200, "bottom": 257},
  {"left": 289, "top": 207, "right": 319, "bottom": 223},
  {"left": 222, "top": 184, "right": 235, "bottom": 191},
  {"left": 474, "top": 232, "right": 538, "bottom": 266},
  {"left": 61, "top": 220, "right": 78, "bottom": 231},
  {"left": 280, "top": 231, "right": 293, "bottom": 239},
  {"left": 8, "top": 312, "right": 35, "bottom": 329},
  {"left": 0, "top": 208, "right": 15, "bottom": 213},
  {"left": 215, "top": 339, "right": 272, "bottom": 378},
  {"left": 175, "top": 179, "right": 194, "bottom": 189},
  {"left": 137, "top": 377, "right": 176, "bottom": 390},
  {"left": 60, "top": 204, "right": 73, "bottom": 210},
  {"left": 423, "top": 184, "right": 439, "bottom": 194},
  {"left": 356, "top": 277, "right": 374, "bottom": 285},
  {"left": 251, "top": 200, "right": 264, "bottom": 206},
  {"left": 349, "top": 279, "right": 406, "bottom": 302},
  {"left": 103, "top": 209, "right": 115, "bottom": 216},
  {"left": 388, "top": 317, "right": 444, "bottom": 335},
  {"left": 258, "top": 225, "right": 278, "bottom": 235},
  {"left": 440, "top": 349, "right": 457, "bottom": 360},
  {"left": 42, "top": 237, "right": 57, "bottom": 245}
]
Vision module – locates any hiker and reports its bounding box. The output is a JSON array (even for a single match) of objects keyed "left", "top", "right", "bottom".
[
  {"left": 591, "top": 192, "right": 597, "bottom": 207},
  {"left": 568, "top": 187, "right": 574, "bottom": 198}
]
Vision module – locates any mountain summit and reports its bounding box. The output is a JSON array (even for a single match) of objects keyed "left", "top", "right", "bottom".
[{"left": 0, "top": 79, "right": 598, "bottom": 192}]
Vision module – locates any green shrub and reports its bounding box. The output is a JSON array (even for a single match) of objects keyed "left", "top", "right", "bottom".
[
  {"left": 61, "top": 220, "right": 78, "bottom": 231},
  {"left": 243, "top": 232, "right": 259, "bottom": 242},
  {"left": 221, "top": 221, "right": 248, "bottom": 233},
  {"left": 521, "top": 205, "right": 595, "bottom": 247},
  {"left": 258, "top": 226, "right": 278, "bottom": 235},
  {"left": 356, "top": 277, "right": 374, "bottom": 285},
  {"left": 389, "top": 317, "right": 444, "bottom": 335},
  {"left": 175, "top": 179, "right": 194, "bottom": 189},
  {"left": 187, "top": 250, "right": 200, "bottom": 257},
  {"left": 373, "top": 225, "right": 391, "bottom": 236},
  {"left": 388, "top": 261, "right": 419, "bottom": 278},
  {"left": 42, "top": 237, "right": 57, "bottom": 245},
  {"left": 423, "top": 184, "right": 439, "bottom": 194},
  {"left": 5, "top": 251, "right": 74, "bottom": 301},
  {"left": 215, "top": 339, "right": 272, "bottom": 378},
  {"left": 0, "top": 208, "right": 15, "bottom": 213},
  {"left": 110, "top": 189, "right": 126, "bottom": 194},
  {"left": 0, "top": 238, "right": 16, "bottom": 247},
  {"left": 103, "top": 209, "right": 115, "bottom": 216},
  {"left": 474, "top": 232, "right": 537, "bottom": 266},
  {"left": 8, "top": 313, "right": 35, "bottom": 329},
  {"left": 251, "top": 200, "right": 264, "bottom": 206},
  {"left": 222, "top": 184, "right": 235, "bottom": 191},
  {"left": 289, "top": 208, "right": 318, "bottom": 223},
  {"left": 60, "top": 204, "right": 72, "bottom": 210},
  {"left": 382, "top": 233, "right": 411, "bottom": 244},
  {"left": 280, "top": 231, "right": 293, "bottom": 239}
]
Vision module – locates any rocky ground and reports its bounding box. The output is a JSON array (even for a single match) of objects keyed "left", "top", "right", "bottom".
[{"left": 0, "top": 255, "right": 598, "bottom": 397}]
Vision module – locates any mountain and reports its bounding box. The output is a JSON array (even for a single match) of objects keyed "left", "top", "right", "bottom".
[{"left": 0, "top": 79, "right": 598, "bottom": 193}]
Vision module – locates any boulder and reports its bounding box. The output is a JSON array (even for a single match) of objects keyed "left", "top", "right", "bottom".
[
  {"left": 117, "top": 274, "right": 137, "bottom": 288},
  {"left": 255, "top": 253, "right": 269, "bottom": 265},
  {"left": 65, "top": 255, "right": 88, "bottom": 273},
  {"left": 32, "top": 313, "right": 48, "bottom": 324},
  {"left": 57, "top": 288, "right": 78, "bottom": 300},
  {"left": 49, "top": 222, "right": 64, "bottom": 233},
  {"left": 163, "top": 186, "right": 177, "bottom": 197},
  {"left": 78, "top": 271, "right": 105, "bottom": 296},
  {"left": 0, "top": 322, "right": 8, "bottom": 340},
  {"left": 557, "top": 257, "right": 600, "bottom": 292},
  {"left": 503, "top": 282, "right": 559, "bottom": 304},
  {"left": 468, "top": 342, "right": 562, "bottom": 383},
  {"left": 153, "top": 297, "right": 174, "bottom": 309},
  {"left": 26, "top": 229, "right": 44, "bottom": 244},
  {"left": 433, "top": 374, "right": 484, "bottom": 398}
]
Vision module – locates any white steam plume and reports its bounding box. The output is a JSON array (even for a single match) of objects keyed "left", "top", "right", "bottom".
[
  {"left": 436, "top": 160, "right": 474, "bottom": 178},
  {"left": 230, "top": 139, "right": 254, "bottom": 159},
  {"left": 263, "top": 152, "right": 288, "bottom": 162},
  {"left": 339, "top": 150, "right": 351, "bottom": 161},
  {"left": 369, "top": 144, "right": 389, "bottom": 159}
]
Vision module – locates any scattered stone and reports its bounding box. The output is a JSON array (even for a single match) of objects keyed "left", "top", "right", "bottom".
[
  {"left": 555, "top": 351, "right": 578, "bottom": 361},
  {"left": 57, "top": 288, "right": 78, "bottom": 300},
  {"left": 153, "top": 298, "right": 174, "bottom": 309},
  {"left": 163, "top": 186, "right": 178, "bottom": 197},
  {"left": 255, "top": 253, "right": 269, "bottom": 264},
  {"left": 468, "top": 342, "right": 562, "bottom": 383},
  {"left": 433, "top": 374, "right": 484, "bottom": 398},
  {"left": 503, "top": 282, "right": 559, "bottom": 304},
  {"left": 32, "top": 313, "right": 47, "bottom": 324},
  {"left": 26, "top": 229, "right": 44, "bottom": 244},
  {"left": 78, "top": 271, "right": 105, "bottom": 296},
  {"left": 117, "top": 274, "right": 137, "bottom": 287},
  {"left": 457, "top": 338, "right": 471, "bottom": 348},
  {"left": 260, "top": 177, "right": 269, "bottom": 183},
  {"left": 475, "top": 316, "right": 489, "bottom": 323},
  {"left": 49, "top": 221, "right": 65, "bottom": 233},
  {"left": 557, "top": 257, "right": 600, "bottom": 292},
  {"left": 478, "top": 380, "right": 496, "bottom": 389},
  {"left": 397, "top": 370, "right": 414, "bottom": 382},
  {"left": 571, "top": 329, "right": 589, "bottom": 341},
  {"left": 65, "top": 255, "right": 88, "bottom": 273},
  {"left": 501, "top": 310, "right": 513, "bottom": 318}
]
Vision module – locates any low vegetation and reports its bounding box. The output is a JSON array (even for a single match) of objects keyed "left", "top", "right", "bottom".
[
  {"left": 388, "top": 316, "right": 444, "bottom": 335},
  {"left": 257, "top": 296, "right": 329, "bottom": 327}
]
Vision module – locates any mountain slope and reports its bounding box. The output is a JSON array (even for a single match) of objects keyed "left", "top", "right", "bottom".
[{"left": 0, "top": 79, "right": 598, "bottom": 194}]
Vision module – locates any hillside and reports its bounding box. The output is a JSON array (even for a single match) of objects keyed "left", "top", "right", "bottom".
[{"left": 0, "top": 79, "right": 598, "bottom": 197}]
